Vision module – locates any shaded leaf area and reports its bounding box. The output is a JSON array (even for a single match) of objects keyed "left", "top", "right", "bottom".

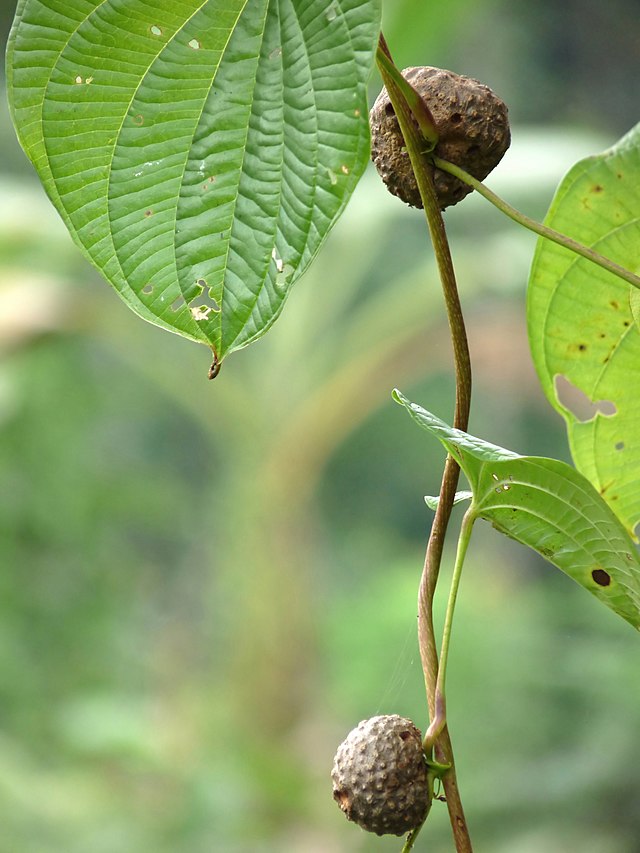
[
  {"left": 395, "top": 391, "right": 640, "bottom": 630},
  {"left": 527, "top": 124, "right": 640, "bottom": 537},
  {"left": 6, "top": 0, "right": 381, "bottom": 361}
]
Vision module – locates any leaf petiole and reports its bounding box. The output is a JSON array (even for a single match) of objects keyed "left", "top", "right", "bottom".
[
  {"left": 433, "top": 156, "right": 640, "bottom": 291},
  {"left": 423, "top": 507, "right": 476, "bottom": 752}
]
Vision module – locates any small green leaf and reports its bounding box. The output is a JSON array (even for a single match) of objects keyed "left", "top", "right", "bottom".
[
  {"left": 527, "top": 124, "right": 640, "bottom": 537},
  {"left": 394, "top": 390, "right": 640, "bottom": 630},
  {"left": 7, "top": 0, "right": 382, "bottom": 363},
  {"left": 424, "top": 491, "right": 473, "bottom": 511}
]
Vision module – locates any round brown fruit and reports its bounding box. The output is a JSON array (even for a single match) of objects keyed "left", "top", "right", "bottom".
[
  {"left": 370, "top": 66, "right": 510, "bottom": 210},
  {"left": 331, "top": 714, "right": 430, "bottom": 836}
]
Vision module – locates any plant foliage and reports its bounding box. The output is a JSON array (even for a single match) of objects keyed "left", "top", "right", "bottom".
[
  {"left": 6, "top": 0, "right": 381, "bottom": 362},
  {"left": 527, "top": 124, "right": 640, "bottom": 538},
  {"left": 395, "top": 390, "right": 640, "bottom": 630}
]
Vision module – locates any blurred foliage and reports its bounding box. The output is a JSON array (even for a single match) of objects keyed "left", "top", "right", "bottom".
[{"left": 1, "top": 1, "right": 639, "bottom": 851}]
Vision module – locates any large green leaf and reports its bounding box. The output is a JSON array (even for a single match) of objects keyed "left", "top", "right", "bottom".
[
  {"left": 394, "top": 391, "right": 640, "bottom": 630},
  {"left": 527, "top": 124, "right": 640, "bottom": 537},
  {"left": 6, "top": 0, "right": 381, "bottom": 363}
]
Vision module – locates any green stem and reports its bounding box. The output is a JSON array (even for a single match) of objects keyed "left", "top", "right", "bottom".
[
  {"left": 376, "top": 35, "right": 439, "bottom": 149},
  {"left": 402, "top": 820, "right": 427, "bottom": 853},
  {"left": 377, "top": 36, "right": 473, "bottom": 853},
  {"left": 433, "top": 156, "right": 640, "bottom": 291},
  {"left": 424, "top": 507, "right": 476, "bottom": 752}
]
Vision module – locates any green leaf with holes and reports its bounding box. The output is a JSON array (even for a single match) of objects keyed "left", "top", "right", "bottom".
[
  {"left": 394, "top": 390, "right": 640, "bottom": 630},
  {"left": 6, "top": 0, "right": 381, "bottom": 368},
  {"left": 527, "top": 124, "right": 640, "bottom": 537}
]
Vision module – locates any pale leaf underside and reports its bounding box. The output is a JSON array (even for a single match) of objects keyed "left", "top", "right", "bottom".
[{"left": 7, "top": 0, "right": 381, "bottom": 362}]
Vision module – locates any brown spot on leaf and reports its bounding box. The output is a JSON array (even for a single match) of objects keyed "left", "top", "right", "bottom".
[{"left": 591, "top": 569, "right": 611, "bottom": 587}]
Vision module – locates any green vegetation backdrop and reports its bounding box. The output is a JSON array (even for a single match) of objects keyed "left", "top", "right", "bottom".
[{"left": 0, "top": 1, "right": 639, "bottom": 850}]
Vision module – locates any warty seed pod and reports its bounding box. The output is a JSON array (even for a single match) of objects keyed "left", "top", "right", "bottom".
[
  {"left": 331, "top": 714, "right": 430, "bottom": 836},
  {"left": 370, "top": 66, "right": 510, "bottom": 210}
]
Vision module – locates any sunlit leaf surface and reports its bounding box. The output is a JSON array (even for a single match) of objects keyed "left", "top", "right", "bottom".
[{"left": 527, "top": 124, "right": 640, "bottom": 537}]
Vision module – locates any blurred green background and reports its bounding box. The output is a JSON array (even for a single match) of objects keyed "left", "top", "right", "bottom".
[{"left": 1, "top": 1, "right": 639, "bottom": 851}]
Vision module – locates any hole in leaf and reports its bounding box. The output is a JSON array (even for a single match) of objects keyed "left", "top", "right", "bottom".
[
  {"left": 615, "top": 441, "right": 625, "bottom": 451},
  {"left": 142, "top": 283, "right": 154, "bottom": 295},
  {"left": 275, "top": 264, "right": 294, "bottom": 291},
  {"left": 150, "top": 25, "right": 162, "bottom": 36},
  {"left": 189, "top": 279, "right": 220, "bottom": 313},
  {"left": 74, "top": 75, "right": 82, "bottom": 85},
  {"left": 188, "top": 38, "right": 201, "bottom": 50},
  {"left": 271, "top": 247, "right": 284, "bottom": 274},
  {"left": 171, "top": 296, "right": 185, "bottom": 312},
  {"left": 554, "top": 376, "right": 617, "bottom": 423},
  {"left": 591, "top": 569, "right": 611, "bottom": 587},
  {"left": 191, "top": 306, "right": 214, "bottom": 321}
]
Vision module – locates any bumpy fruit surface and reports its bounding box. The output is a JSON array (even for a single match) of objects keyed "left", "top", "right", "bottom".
[
  {"left": 331, "top": 714, "right": 430, "bottom": 836},
  {"left": 370, "top": 66, "right": 510, "bottom": 209}
]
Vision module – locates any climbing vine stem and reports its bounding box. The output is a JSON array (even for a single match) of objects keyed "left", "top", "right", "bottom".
[{"left": 377, "top": 34, "right": 473, "bottom": 853}]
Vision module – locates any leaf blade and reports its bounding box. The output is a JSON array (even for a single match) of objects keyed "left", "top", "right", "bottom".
[
  {"left": 527, "top": 124, "right": 640, "bottom": 537},
  {"left": 7, "top": 0, "right": 382, "bottom": 359},
  {"left": 394, "top": 391, "right": 640, "bottom": 630}
]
